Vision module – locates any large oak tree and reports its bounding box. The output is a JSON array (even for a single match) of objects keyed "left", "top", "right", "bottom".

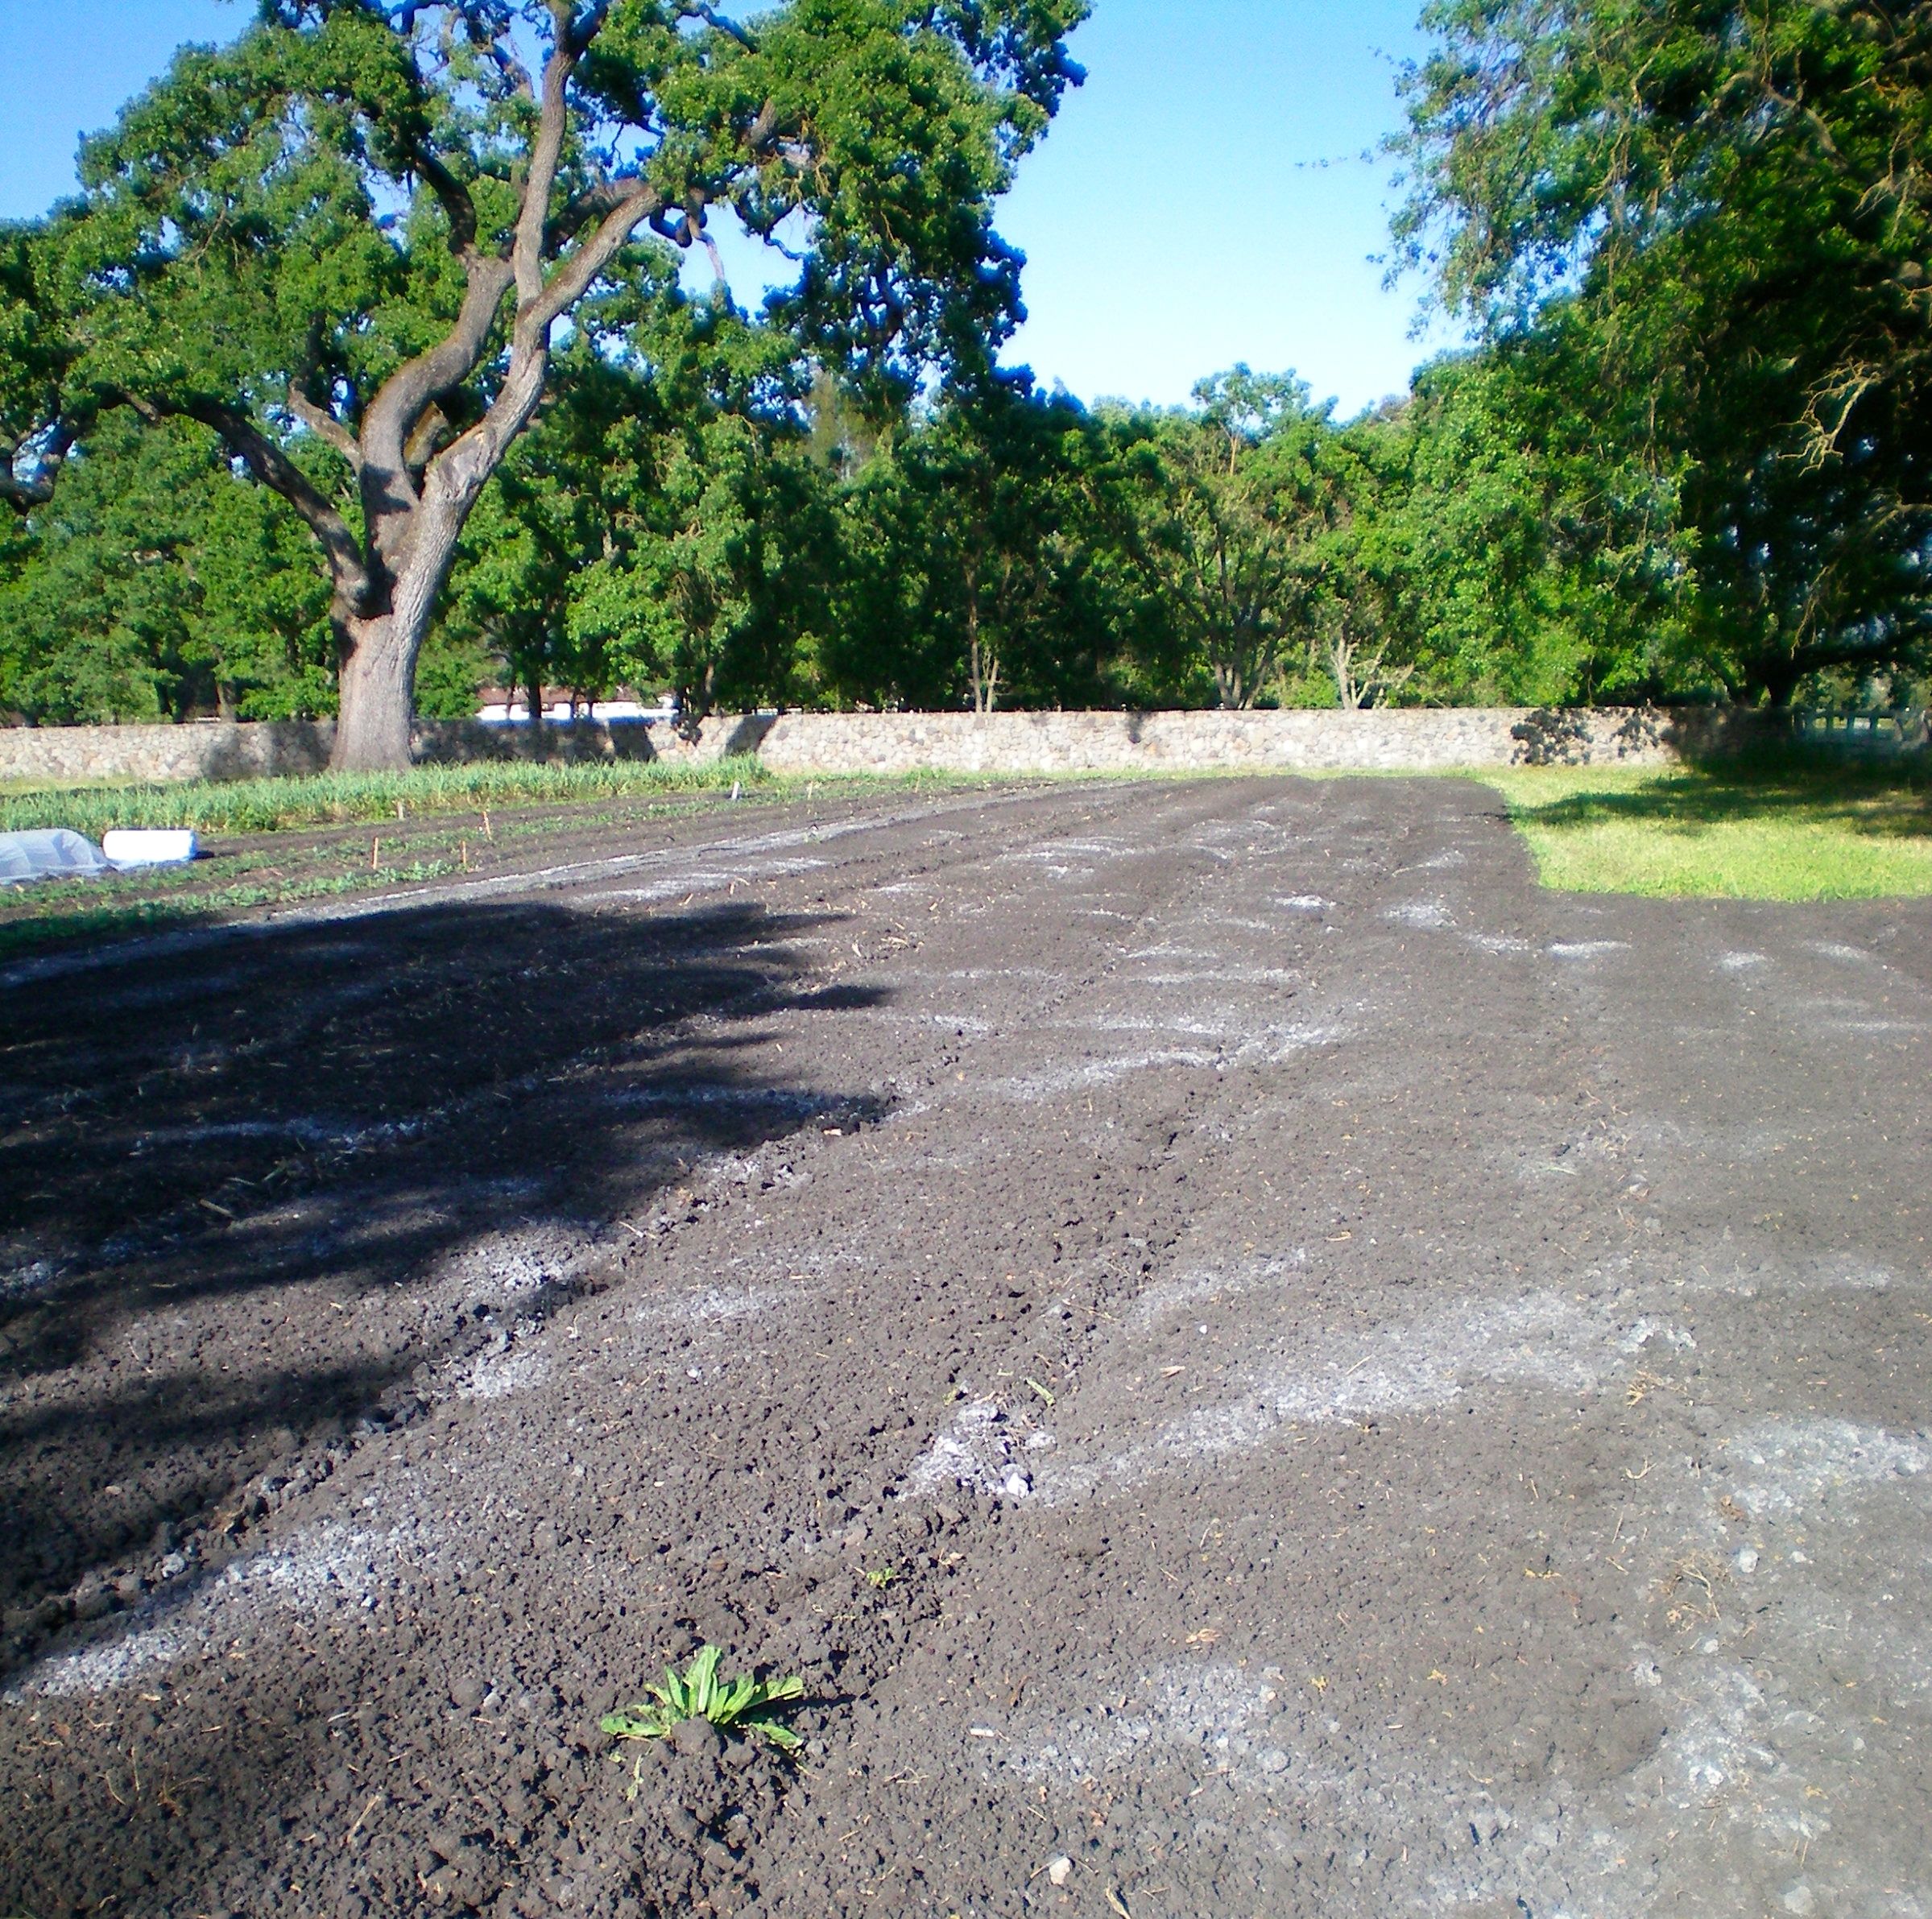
[{"left": 2, "top": 0, "right": 1082, "bottom": 766}]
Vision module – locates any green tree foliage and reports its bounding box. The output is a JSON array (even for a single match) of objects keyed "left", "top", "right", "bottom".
[
  {"left": 12, "top": 0, "right": 1928, "bottom": 731},
  {"left": 1396, "top": 0, "right": 1932, "bottom": 703},
  {"left": 0, "top": 335, "right": 1697, "bottom": 724},
  {"left": 0, "top": 413, "right": 333, "bottom": 722},
  {"left": 827, "top": 376, "right": 1165, "bottom": 711},
  {"left": 445, "top": 251, "right": 834, "bottom": 727},
  {"left": 0, "top": 225, "right": 69, "bottom": 519},
  {"left": 1120, "top": 370, "right": 1351, "bottom": 709},
  {"left": 1353, "top": 327, "right": 1690, "bottom": 706}
]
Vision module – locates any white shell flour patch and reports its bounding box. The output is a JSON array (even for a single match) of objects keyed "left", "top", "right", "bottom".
[
  {"left": 1387, "top": 900, "right": 1454, "bottom": 928},
  {"left": 995, "top": 1662, "right": 1276, "bottom": 1785},
  {"left": 629, "top": 1279, "right": 815, "bottom": 1330},
  {"left": 4, "top": 1518, "right": 436, "bottom": 1702},
  {"left": 457, "top": 1347, "right": 551, "bottom": 1400},
  {"left": 1723, "top": 1418, "right": 1930, "bottom": 1516},
  {"left": 1041, "top": 1290, "right": 1692, "bottom": 1503},
  {"left": 905, "top": 1397, "right": 1045, "bottom": 1502},
  {"left": 1126, "top": 1251, "right": 1309, "bottom": 1332}
]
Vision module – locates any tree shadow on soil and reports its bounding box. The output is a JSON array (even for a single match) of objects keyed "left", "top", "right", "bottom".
[{"left": 0, "top": 893, "right": 886, "bottom": 1636}]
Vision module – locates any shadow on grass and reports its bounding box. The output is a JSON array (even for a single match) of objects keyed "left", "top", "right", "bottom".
[
  {"left": 1516, "top": 748, "right": 1932, "bottom": 839},
  {"left": 0, "top": 785, "right": 768, "bottom": 963},
  {"left": 0, "top": 863, "right": 457, "bottom": 962}
]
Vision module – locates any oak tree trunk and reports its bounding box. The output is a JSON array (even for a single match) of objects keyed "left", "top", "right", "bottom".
[
  {"left": 333, "top": 614, "right": 419, "bottom": 771},
  {"left": 327, "top": 474, "right": 479, "bottom": 771}
]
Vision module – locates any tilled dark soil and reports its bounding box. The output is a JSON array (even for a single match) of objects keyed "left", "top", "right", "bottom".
[{"left": 2, "top": 776, "right": 1928, "bottom": 1919}]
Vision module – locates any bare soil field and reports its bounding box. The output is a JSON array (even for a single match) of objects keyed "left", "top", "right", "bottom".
[{"left": 2, "top": 775, "right": 1928, "bottom": 1919}]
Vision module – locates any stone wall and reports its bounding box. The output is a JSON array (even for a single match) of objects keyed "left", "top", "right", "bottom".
[
  {"left": 0, "top": 704, "right": 1776, "bottom": 787},
  {"left": 729, "top": 705, "right": 1707, "bottom": 775},
  {"left": 0, "top": 716, "right": 680, "bottom": 785},
  {"left": 0, "top": 720, "right": 335, "bottom": 786}
]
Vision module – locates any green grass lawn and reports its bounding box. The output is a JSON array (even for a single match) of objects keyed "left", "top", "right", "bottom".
[{"left": 1483, "top": 754, "right": 1932, "bottom": 900}]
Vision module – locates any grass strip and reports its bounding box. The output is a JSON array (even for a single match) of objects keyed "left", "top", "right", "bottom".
[
  {"left": 0, "top": 860, "right": 464, "bottom": 962},
  {"left": 10, "top": 747, "right": 1924, "bottom": 924},
  {"left": 1483, "top": 754, "right": 1932, "bottom": 900}
]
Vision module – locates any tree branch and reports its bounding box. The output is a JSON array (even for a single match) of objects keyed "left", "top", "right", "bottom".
[
  {"left": 115, "top": 391, "right": 372, "bottom": 610},
  {"left": 478, "top": 27, "right": 537, "bottom": 105},
  {"left": 744, "top": 97, "right": 780, "bottom": 155},
  {"left": 418, "top": 177, "right": 662, "bottom": 523},
  {"left": 527, "top": 180, "right": 664, "bottom": 334},
  {"left": 286, "top": 383, "right": 363, "bottom": 474},
  {"left": 549, "top": 179, "right": 639, "bottom": 252},
  {"left": 353, "top": 5, "right": 623, "bottom": 520},
  {"left": 403, "top": 404, "right": 451, "bottom": 471},
  {"left": 566, "top": 0, "right": 616, "bottom": 52},
  {"left": 357, "top": 251, "right": 516, "bottom": 519},
  {"left": 390, "top": 2, "right": 657, "bottom": 541},
  {"left": 416, "top": 151, "right": 479, "bottom": 257},
  {"left": 692, "top": 3, "right": 754, "bottom": 50},
  {"left": 515, "top": 4, "right": 585, "bottom": 308},
  {"left": 0, "top": 471, "right": 51, "bottom": 512}
]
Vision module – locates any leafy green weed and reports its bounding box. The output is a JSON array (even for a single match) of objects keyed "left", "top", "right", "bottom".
[{"left": 601, "top": 1645, "right": 805, "bottom": 1772}]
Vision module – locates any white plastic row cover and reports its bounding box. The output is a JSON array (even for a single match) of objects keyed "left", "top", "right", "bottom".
[{"left": 0, "top": 827, "right": 199, "bottom": 883}]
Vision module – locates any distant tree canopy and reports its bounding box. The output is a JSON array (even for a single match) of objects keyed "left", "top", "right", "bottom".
[
  {"left": 2, "top": 0, "right": 1927, "bottom": 728},
  {"left": 1395, "top": 0, "right": 1932, "bottom": 705}
]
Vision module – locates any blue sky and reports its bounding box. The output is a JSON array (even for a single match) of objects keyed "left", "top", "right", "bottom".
[{"left": 0, "top": 0, "right": 1458, "bottom": 417}]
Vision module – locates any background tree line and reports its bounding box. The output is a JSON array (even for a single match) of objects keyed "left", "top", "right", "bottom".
[{"left": 3, "top": 0, "right": 1929, "bottom": 731}]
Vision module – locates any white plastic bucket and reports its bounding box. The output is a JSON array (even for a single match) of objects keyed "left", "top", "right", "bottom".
[{"left": 102, "top": 829, "right": 199, "bottom": 867}]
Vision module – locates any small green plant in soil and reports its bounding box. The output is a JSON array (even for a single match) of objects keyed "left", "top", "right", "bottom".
[
  {"left": 602, "top": 1645, "right": 805, "bottom": 1766},
  {"left": 863, "top": 1565, "right": 898, "bottom": 1590}
]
